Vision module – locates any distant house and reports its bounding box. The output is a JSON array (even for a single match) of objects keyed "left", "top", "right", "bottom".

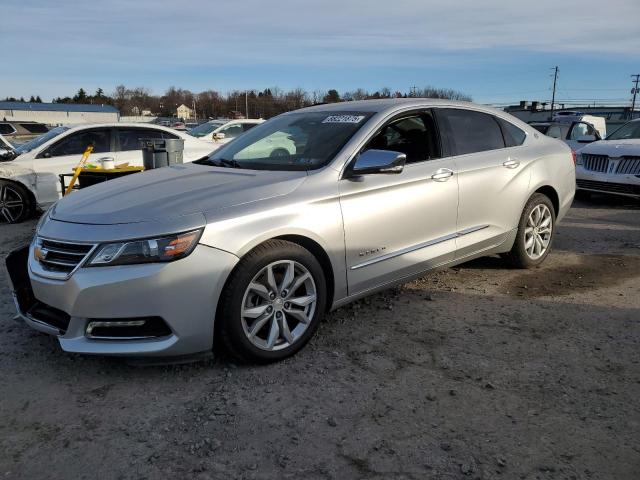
[
  {"left": 229, "top": 110, "right": 246, "bottom": 119},
  {"left": 176, "top": 104, "right": 193, "bottom": 120},
  {"left": 0, "top": 101, "right": 119, "bottom": 125}
]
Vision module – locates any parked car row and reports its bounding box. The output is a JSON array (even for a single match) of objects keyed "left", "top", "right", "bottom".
[{"left": 5, "top": 99, "right": 575, "bottom": 363}]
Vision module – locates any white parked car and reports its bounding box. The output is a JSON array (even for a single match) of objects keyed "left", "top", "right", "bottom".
[
  {"left": 0, "top": 123, "right": 213, "bottom": 223},
  {"left": 575, "top": 118, "right": 640, "bottom": 198},
  {"left": 188, "top": 119, "right": 264, "bottom": 145},
  {"left": 530, "top": 115, "right": 606, "bottom": 152}
]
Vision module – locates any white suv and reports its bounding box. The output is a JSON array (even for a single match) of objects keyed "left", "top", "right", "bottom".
[{"left": 575, "top": 119, "right": 640, "bottom": 199}]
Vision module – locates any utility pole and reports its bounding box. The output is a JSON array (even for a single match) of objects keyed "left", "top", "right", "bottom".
[
  {"left": 631, "top": 74, "right": 640, "bottom": 115},
  {"left": 549, "top": 66, "right": 558, "bottom": 120},
  {"left": 245, "top": 91, "right": 249, "bottom": 119}
]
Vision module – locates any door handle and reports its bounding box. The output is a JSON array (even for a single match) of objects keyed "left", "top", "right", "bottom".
[
  {"left": 431, "top": 168, "right": 454, "bottom": 182},
  {"left": 502, "top": 159, "right": 520, "bottom": 169}
]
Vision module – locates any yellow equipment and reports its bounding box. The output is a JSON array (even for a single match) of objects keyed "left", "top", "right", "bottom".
[{"left": 63, "top": 145, "right": 94, "bottom": 196}]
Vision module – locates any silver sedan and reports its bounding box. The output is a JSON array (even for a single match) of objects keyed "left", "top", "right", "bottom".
[{"left": 6, "top": 99, "right": 576, "bottom": 363}]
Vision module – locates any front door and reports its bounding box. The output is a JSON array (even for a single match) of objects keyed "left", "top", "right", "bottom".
[
  {"left": 339, "top": 110, "right": 459, "bottom": 296},
  {"left": 33, "top": 128, "right": 111, "bottom": 204}
]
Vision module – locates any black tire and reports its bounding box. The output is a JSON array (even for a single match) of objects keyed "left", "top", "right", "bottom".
[
  {"left": 217, "top": 239, "right": 326, "bottom": 363},
  {"left": 0, "top": 180, "right": 33, "bottom": 224},
  {"left": 503, "top": 193, "right": 556, "bottom": 269}
]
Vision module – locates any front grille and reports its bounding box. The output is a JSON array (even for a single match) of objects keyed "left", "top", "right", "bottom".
[
  {"left": 577, "top": 179, "right": 640, "bottom": 195},
  {"left": 35, "top": 238, "right": 95, "bottom": 276},
  {"left": 616, "top": 157, "right": 640, "bottom": 175},
  {"left": 582, "top": 154, "right": 609, "bottom": 173}
]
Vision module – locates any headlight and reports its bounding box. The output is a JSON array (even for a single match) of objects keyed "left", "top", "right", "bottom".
[
  {"left": 87, "top": 229, "right": 202, "bottom": 267},
  {"left": 575, "top": 153, "right": 584, "bottom": 165}
]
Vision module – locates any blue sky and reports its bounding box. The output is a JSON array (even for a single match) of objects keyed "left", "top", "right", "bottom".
[{"left": 2, "top": 0, "right": 639, "bottom": 106}]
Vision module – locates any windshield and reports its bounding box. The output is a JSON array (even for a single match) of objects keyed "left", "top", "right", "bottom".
[
  {"left": 188, "top": 122, "right": 224, "bottom": 137},
  {"left": 198, "top": 111, "right": 373, "bottom": 171},
  {"left": 606, "top": 121, "right": 640, "bottom": 140},
  {"left": 14, "top": 126, "right": 69, "bottom": 154}
]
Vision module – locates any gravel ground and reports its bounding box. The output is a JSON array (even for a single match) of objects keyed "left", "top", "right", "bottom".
[{"left": 0, "top": 194, "right": 639, "bottom": 480}]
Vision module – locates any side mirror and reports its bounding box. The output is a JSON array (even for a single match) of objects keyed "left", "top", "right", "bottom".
[
  {"left": 213, "top": 132, "right": 226, "bottom": 140},
  {"left": 350, "top": 149, "right": 406, "bottom": 176},
  {"left": 577, "top": 135, "right": 597, "bottom": 143}
]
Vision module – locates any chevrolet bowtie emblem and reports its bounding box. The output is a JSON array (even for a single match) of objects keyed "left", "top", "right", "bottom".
[{"left": 34, "top": 246, "right": 49, "bottom": 261}]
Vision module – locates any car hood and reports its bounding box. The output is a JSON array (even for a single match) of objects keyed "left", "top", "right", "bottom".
[
  {"left": 579, "top": 139, "right": 640, "bottom": 156},
  {"left": 50, "top": 163, "right": 307, "bottom": 226}
]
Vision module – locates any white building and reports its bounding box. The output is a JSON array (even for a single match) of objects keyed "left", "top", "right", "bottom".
[
  {"left": 0, "top": 101, "right": 119, "bottom": 125},
  {"left": 176, "top": 104, "right": 193, "bottom": 120}
]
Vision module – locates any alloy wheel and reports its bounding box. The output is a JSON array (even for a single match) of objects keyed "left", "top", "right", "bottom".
[
  {"left": 0, "top": 184, "right": 25, "bottom": 223},
  {"left": 524, "top": 204, "right": 553, "bottom": 260},
  {"left": 241, "top": 260, "right": 317, "bottom": 351}
]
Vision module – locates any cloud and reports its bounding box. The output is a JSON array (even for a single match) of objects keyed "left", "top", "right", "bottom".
[{"left": 2, "top": 0, "right": 639, "bottom": 98}]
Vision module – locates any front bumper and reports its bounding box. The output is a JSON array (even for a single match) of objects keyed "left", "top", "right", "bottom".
[
  {"left": 575, "top": 166, "right": 640, "bottom": 198},
  {"left": 6, "top": 243, "right": 238, "bottom": 357}
]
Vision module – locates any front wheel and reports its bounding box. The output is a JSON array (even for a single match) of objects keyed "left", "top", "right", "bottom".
[
  {"left": 217, "top": 240, "right": 326, "bottom": 363},
  {"left": 503, "top": 193, "right": 555, "bottom": 268},
  {"left": 0, "top": 180, "right": 33, "bottom": 224}
]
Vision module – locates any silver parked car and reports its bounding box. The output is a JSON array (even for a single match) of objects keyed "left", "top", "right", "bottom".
[{"left": 6, "top": 99, "right": 575, "bottom": 363}]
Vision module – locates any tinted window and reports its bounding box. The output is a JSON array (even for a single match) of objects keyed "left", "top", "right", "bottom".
[
  {"left": 441, "top": 109, "right": 505, "bottom": 155},
  {"left": 47, "top": 129, "right": 110, "bottom": 157},
  {"left": 497, "top": 118, "right": 526, "bottom": 146},
  {"left": 117, "top": 128, "right": 177, "bottom": 151},
  {"left": 219, "top": 123, "right": 245, "bottom": 139},
  {"left": 0, "top": 124, "right": 16, "bottom": 135},
  {"left": 568, "top": 122, "right": 595, "bottom": 140},
  {"left": 365, "top": 112, "right": 440, "bottom": 163},
  {"left": 242, "top": 123, "right": 259, "bottom": 132},
  {"left": 19, "top": 123, "right": 48, "bottom": 134}
]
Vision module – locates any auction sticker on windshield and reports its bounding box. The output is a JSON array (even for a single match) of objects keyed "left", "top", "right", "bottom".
[{"left": 322, "top": 115, "right": 366, "bottom": 124}]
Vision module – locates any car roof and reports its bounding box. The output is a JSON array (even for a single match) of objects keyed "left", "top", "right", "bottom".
[{"left": 294, "top": 98, "right": 508, "bottom": 117}]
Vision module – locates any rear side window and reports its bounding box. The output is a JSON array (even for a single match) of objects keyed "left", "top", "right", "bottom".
[
  {"left": 117, "top": 128, "right": 178, "bottom": 151},
  {"left": 242, "top": 123, "right": 258, "bottom": 132},
  {"left": 440, "top": 109, "right": 505, "bottom": 155},
  {"left": 0, "top": 123, "right": 16, "bottom": 135},
  {"left": 19, "top": 123, "right": 48, "bottom": 134},
  {"left": 497, "top": 118, "right": 526, "bottom": 147},
  {"left": 47, "top": 129, "right": 110, "bottom": 157}
]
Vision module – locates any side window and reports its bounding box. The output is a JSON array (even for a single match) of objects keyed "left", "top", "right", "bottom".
[
  {"left": 364, "top": 112, "right": 440, "bottom": 163},
  {"left": 440, "top": 109, "right": 505, "bottom": 155},
  {"left": 220, "top": 124, "right": 244, "bottom": 139},
  {"left": 117, "top": 129, "right": 163, "bottom": 151},
  {"left": 497, "top": 118, "right": 526, "bottom": 147},
  {"left": 0, "top": 123, "right": 16, "bottom": 135},
  {"left": 47, "top": 129, "right": 110, "bottom": 157},
  {"left": 568, "top": 122, "right": 594, "bottom": 140},
  {"left": 545, "top": 125, "right": 569, "bottom": 139},
  {"left": 242, "top": 123, "right": 258, "bottom": 132},
  {"left": 19, "top": 123, "right": 48, "bottom": 134}
]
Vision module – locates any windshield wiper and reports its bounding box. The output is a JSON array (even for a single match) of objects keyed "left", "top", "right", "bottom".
[{"left": 194, "top": 157, "right": 243, "bottom": 168}]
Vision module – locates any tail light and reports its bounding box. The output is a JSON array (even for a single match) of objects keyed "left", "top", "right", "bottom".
[{"left": 571, "top": 150, "right": 577, "bottom": 166}]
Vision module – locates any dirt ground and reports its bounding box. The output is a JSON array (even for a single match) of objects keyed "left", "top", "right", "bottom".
[{"left": 0, "top": 194, "right": 639, "bottom": 480}]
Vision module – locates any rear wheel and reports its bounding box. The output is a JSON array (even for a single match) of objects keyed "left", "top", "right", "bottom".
[
  {"left": 217, "top": 240, "right": 326, "bottom": 363},
  {"left": 503, "top": 193, "right": 555, "bottom": 268},
  {"left": 0, "top": 180, "right": 33, "bottom": 224}
]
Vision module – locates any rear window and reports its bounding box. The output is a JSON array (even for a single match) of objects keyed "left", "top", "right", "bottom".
[
  {"left": 440, "top": 108, "right": 505, "bottom": 155},
  {"left": 497, "top": 118, "right": 526, "bottom": 147},
  {"left": 117, "top": 128, "right": 178, "bottom": 151},
  {"left": 19, "top": 123, "right": 48, "bottom": 134}
]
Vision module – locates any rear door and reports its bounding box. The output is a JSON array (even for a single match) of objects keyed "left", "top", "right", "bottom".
[
  {"left": 435, "top": 108, "right": 531, "bottom": 260},
  {"left": 339, "top": 109, "right": 459, "bottom": 295},
  {"left": 34, "top": 128, "right": 111, "bottom": 203},
  {"left": 113, "top": 127, "right": 177, "bottom": 166}
]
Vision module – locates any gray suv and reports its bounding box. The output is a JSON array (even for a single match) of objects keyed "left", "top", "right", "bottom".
[{"left": 6, "top": 99, "right": 576, "bottom": 363}]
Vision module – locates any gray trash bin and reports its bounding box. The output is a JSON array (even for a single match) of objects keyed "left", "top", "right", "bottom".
[{"left": 141, "top": 138, "right": 185, "bottom": 170}]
